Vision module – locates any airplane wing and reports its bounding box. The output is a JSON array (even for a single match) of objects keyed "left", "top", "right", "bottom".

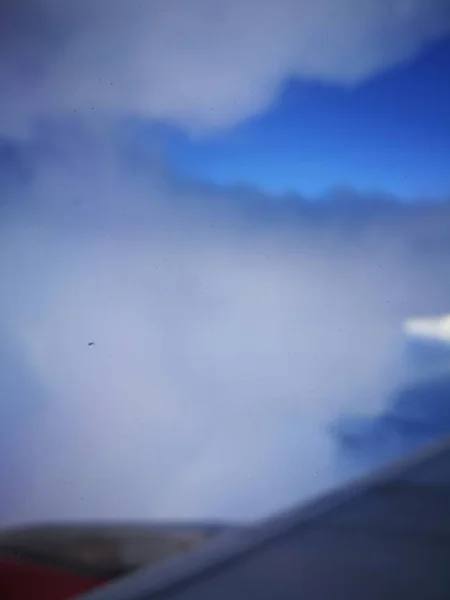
[
  {"left": 0, "top": 523, "right": 236, "bottom": 600},
  {"left": 76, "top": 434, "right": 450, "bottom": 600}
]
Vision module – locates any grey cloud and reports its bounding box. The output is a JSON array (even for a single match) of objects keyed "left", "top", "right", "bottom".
[
  {"left": 1, "top": 0, "right": 450, "bottom": 134},
  {"left": 1, "top": 124, "right": 450, "bottom": 526}
]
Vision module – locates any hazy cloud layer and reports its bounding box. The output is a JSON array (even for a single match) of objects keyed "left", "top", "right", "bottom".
[
  {"left": 1, "top": 124, "right": 450, "bottom": 526},
  {"left": 1, "top": 0, "right": 450, "bottom": 133}
]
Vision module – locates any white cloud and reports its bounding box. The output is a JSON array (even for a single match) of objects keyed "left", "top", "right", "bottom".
[
  {"left": 2, "top": 0, "right": 450, "bottom": 531},
  {"left": 1, "top": 0, "right": 450, "bottom": 134},
  {"left": 404, "top": 314, "right": 450, "bottom": 343},
  {"left": 1, "top": 126, "right": 450, "bottom": 526}
]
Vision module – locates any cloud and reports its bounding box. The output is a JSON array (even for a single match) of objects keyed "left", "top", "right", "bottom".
[
  {"left": 1, "top": 123, "right": 450, "bottom": 526},
  {"left": 2, "top": 0, "right": 450, "bottom": 532},
  {"left": 1, "top": 0, "right": 450, "bottom": 134},
  {"left": 404, "top": 314, "right": 450, "bottom": 343}
]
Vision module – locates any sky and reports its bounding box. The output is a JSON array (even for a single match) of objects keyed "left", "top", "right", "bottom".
[
  {"left": 1, "top": 0, "right": 450, "bottom": 528},
  {"left": 166, "top": 35, "right": 450, "bottom": 198}
]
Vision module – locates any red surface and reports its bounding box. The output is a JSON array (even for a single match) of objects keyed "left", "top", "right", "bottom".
[{"left": 0, "top": 557, "right": 105, "bottom": 600}]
